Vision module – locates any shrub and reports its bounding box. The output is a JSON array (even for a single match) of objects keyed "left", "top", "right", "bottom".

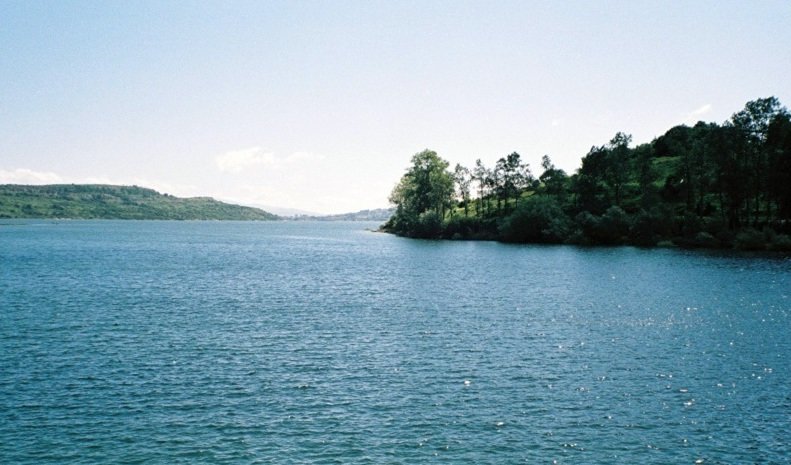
[
  {"left": 734, "top": 228, "right": 767, "bottom": 250},
  {"left": 443, "top": 216, "right": 481, "bottom": 239},
  {"left": 412, "top": 211, "right": 444, "bottom": 238},
  {"left": 693, "top": 231, "right": 721, "bottom": 248},
  {"left": 630, "top": 209, "right": 661, "bottom": 246},
  {"left": 499, "top": 196, "right": 571, "bottom": 243},
  {"left": 576, "top": 206, "right": 632, "bottom": 245},
  {"left": 770, "top": 234, "right": 791, "bottom": 251}
]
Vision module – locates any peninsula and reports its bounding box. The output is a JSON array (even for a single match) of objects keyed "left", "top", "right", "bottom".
[{"left": 384, "top": 97, "right": 791, "bottom": 251}]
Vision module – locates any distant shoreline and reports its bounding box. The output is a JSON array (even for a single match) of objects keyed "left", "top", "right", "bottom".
[{"left": 0, "top": 184, "right": 279, "bottom": 221}]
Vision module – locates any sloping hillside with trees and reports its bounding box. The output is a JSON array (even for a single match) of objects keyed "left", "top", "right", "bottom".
[
  {"left": 0, "top": 184, "right": 279, "bottom": 220},
  {"left": 383, "top": 97, "right": 791, "bottom": 250}
]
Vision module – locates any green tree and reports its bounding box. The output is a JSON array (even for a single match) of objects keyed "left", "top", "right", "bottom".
[
  {"left": 604, "top": 132, "right": 633, "bottom": 207},
  {"left": 706, "top": 125, "right": 748, "bottom": 228},
  {"left": 633, "top": 144, "right": 658, "bottom": 210},
  {"left": 503, "top": 152, "right": 531, "bottom": 209},
  {"left": 472, "top": 158, "right": 491, "bottom": 216},
  {"left": 453, "top": 163, "right": 473, "bottom": 217},
  {"left": 386, "top": 150, "right": 454, "bottom": 237},
  {"left": 766, "top": 112, "right": 791, "bottom": 220},
  {"left": 539, "top": 155, "right": 568, "bottom": 202},
  {"left": 729, "top": 97, "right": 789, "bottom": 225},
  {"left": 493, "top": 153, "right": 529, "bottom": 212},
  {"left": 575, "top": 145, "right": 610, "bottom": 214}
]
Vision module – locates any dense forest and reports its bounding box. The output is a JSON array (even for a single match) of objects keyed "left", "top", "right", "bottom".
[
  {"left": 383, "top": 97, "right": 791, "bottom": 250},
  {"left": 0, "top": 184, "right": 279, "bottom": 220}
]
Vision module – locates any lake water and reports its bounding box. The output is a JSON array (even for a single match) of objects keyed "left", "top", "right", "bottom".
[{"left": 1, "top": 220, "right": 789, "bottom": 464}]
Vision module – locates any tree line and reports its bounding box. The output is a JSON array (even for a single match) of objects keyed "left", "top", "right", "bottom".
[{"left": 383, "top": 97, "right": 791, "bottom": 250}]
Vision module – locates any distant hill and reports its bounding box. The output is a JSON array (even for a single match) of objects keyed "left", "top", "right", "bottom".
[
  {"left": 0, "top": 184, "right": 279, "bottom": 220},
  {"left": 295, "top": 207, "right": 395, "bottom": 221},
  {"left": 254, "top": 205, "right": 321, "bottom": 217}
]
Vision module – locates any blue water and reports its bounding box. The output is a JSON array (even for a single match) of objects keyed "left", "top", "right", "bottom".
[{"left": 1, "top": 220, "right": 790, "bottom": 464}]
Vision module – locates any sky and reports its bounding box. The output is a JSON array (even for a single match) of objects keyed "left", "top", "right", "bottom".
[{"left": 1, "top": 1, "right": 790, "bottom": 214}]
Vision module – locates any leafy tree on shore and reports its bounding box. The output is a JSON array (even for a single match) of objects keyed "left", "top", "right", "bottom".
[
  {"left": 453, "top": 164, "right": 473, "bottom": 217},
  {"left": 604, "top": 132, "right": 633, "bottom": 207},
  {"left": 766, "top": 112, "right": 791, "bottom": 219},
  {"left": 472, "top": 159, "right": 491, "bottom": 216},
  {"left": 385, "top": 150, "right": 454, "bottom": 238},
  {"left": 538, "top": 155, "right": 569, "bottom": 203},
  {"left": 729, "top": 97, "right": 789, "bottom": 225}
]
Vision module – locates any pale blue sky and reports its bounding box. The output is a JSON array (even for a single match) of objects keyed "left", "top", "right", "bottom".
[{"left": 1, "top": 1, "right": 789, "bottom": 213}]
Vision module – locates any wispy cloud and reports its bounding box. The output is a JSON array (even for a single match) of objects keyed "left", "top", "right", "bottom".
[
  {"left": 0, "top": 168, "right": 63, "bottom": 184},
  {"left": 215, "top": 147, "right": 326, "bottom": 173},
  {"left": 684, "top": 104, "right": 712, "bottom": 125},
  {"left": 215, "top": 146, "right": 277, "bottom": 173}
]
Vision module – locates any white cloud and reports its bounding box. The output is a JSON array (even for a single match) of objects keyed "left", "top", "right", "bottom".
[
  {"left": 215, "top": 146, "right": 276, "bottom": 173},
  {"left": 0, "top": 168, "right": 63, "bottom": 184},
  {"left": 684, "top": 104, "right": 712, "bottom": 125},
  {"left": 215, "top": 147, "right": 327, "bottom": 174}
]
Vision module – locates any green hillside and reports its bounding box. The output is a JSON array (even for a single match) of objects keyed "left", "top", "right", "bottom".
[{"left": 0, "top": 184, "right": 279, "bottom": 220}]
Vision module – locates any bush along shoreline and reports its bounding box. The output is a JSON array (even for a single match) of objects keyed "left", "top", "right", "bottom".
[{"left": 382, "top": 97, "right": 791, "bottom": 251}]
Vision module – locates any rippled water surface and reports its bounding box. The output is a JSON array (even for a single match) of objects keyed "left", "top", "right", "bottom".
[{"left": 1, "top": 220, "right": 790, "bottom": 464}]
